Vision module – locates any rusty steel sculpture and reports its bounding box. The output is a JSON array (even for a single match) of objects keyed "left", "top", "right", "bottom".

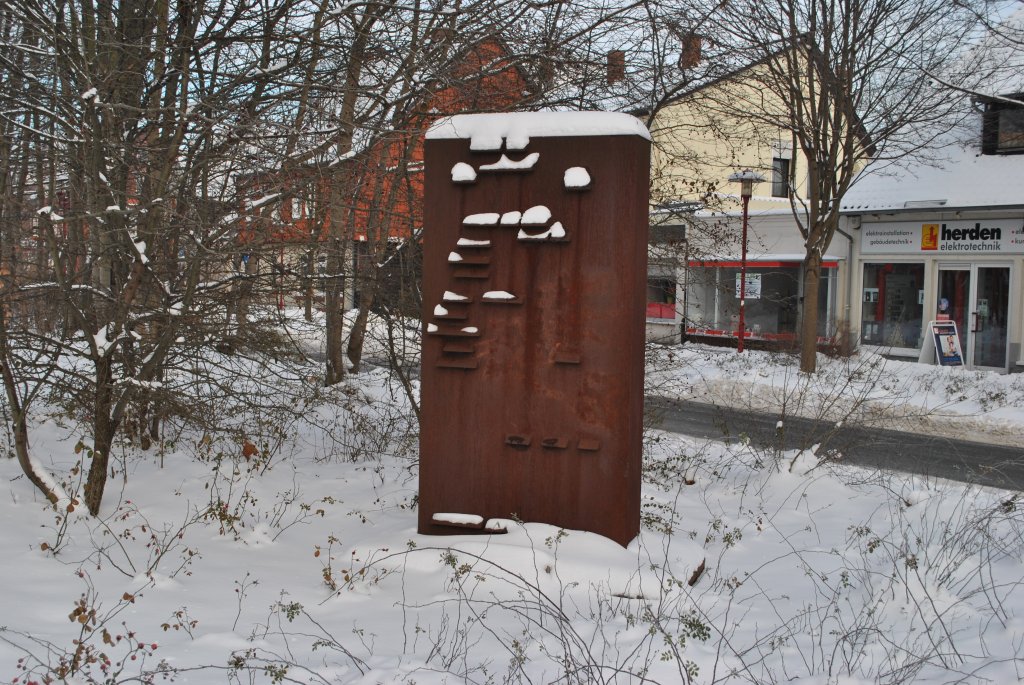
[{"left": 418, "top": 112, "right": 650, "bottom": 546}]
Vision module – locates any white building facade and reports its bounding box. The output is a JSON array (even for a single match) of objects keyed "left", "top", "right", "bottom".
[
  {"left": 839, "top": 92, "right": 1024, "bottom": 372},
  {"left": 647, "top": 208, "right": 851, "bottom": 348},
  {"left": 841, "top": 208, "right": 1024, "bottom": 373}
]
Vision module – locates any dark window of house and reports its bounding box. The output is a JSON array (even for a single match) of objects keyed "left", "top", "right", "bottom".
[
  {"left": 646, "top": 278, "right": 676, "bottom": 320},
  {"left": 982, "top": 95, "right": 1024, "bottom": 154},
  {"left": 771, "top": 157, "right": 790, "bottom": 197}
]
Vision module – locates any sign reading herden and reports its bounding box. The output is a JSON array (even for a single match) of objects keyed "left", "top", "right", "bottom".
[
  {"left": 861, "top": 220, "right": 1024, "bottom": 255},
  {"left": 418, "top": 112, "right": 651, "bottom": 547}
]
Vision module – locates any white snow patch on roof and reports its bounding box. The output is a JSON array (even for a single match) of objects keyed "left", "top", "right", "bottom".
[
  {"left": 447, "top": 252, "right": 463, "bottom": 263},
  {"left": 329, "top": 150, "right": 356, "bottom": 167},
  {"left": 442, "top": 291, "right": 468, "bottom": 301},
  {"left": 427, "top": 112, "right": 651, "bottom": 144},
  {"left": 483, "top": 291, "right": 516, "bottom": 300},
  {"left": 433, "top": 305, "right": 448, "bottom": 316},
  {"left": 457, "top": 238, "right": 490, "bottom": 247},
  {"left": 248, "top": 193, "right": 280, "bottom": 210},
  {"left": 694, "top": 252, "right": 842, "bottom": 262},
  {"left": 841, "top": 135, "right": 1024, "bottom": 213},
  {"left": 500, "top": 211, "right": 522, "bottom": 225},
  {"left": 843, "top": 12, "right": 1024, "bottom": 214}
]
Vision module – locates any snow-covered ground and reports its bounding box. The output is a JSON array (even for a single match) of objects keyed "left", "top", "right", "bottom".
[
  {"left": 646, "top": 343, "right": 1024, "bottom": 447},
  {"left": 4, "top": 311, "right": 1024, "bottom": 684}
]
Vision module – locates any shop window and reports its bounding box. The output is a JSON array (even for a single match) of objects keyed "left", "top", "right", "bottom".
[
  {"left": 771, "top": 157, "right": 790, "bottom": 197},
  {"left": 646, "top": 278, "right": 677, "bottom": 320},
  {"left": 816, "top": 268, "right": 835, "bottom": 338},
  {"left": 685, "top": 268, "right": 720, "bottom": 329},
  {"left": 982, "top": 94, "right": 1024, "bottom": 154},
  {"left": 685, "top": 262, "right": 834, "bottom": 340},
  {"left": 860, "top": 263, "right": 924, "bottom": 349}
]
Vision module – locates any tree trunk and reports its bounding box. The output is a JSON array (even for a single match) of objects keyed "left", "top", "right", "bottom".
[
  {"left": 321, "top": 8, "right": 382, "bottom": 385},
  {"left": 0, "top": 308, "right": 58, "bottom": 504},
  {"left": 799, "top": 251, "right": 822, "bottom": 373},
  {"left": 303, "top": 264, "right": 313, "bottom": 322},
  {"left": 84, "top": 358, "right": 116, "bottom": 515},
  {"left": 324, "top": 238, "right": 346, "bottom": 386},
  {"left": 84, "top": 417, "right": 114, "bottom": 516},
  {"left": 234, "top": 252, "right": 260, "bottom": 339},
  {"left": 12, "top": 412, "right": 58, "bottom": 505},
  {"left": 347, "top": 286, "right": 375, "bottom": 373}
]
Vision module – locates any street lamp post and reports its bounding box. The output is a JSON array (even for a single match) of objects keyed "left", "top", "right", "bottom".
[{"left": 728, "top": 170, "right": 765, "bottom": 353}]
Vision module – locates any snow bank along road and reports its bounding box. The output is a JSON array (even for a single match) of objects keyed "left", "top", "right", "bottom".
[{"left": 646, "top": 396, "right": 1024, "bottom": 491}]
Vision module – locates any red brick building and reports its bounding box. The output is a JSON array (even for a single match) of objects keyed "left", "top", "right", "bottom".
[{"left": 237, "top": 37, "right": 531, "bottom": 309}]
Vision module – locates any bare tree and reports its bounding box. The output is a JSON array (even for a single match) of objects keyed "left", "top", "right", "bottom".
[
  {"left": 279, "top": 0, "right": 692, "bottom": 385},
  {"left": 0, "top": 0, "right": 340, "bottom": 513},
  {"left": 695, "top": 0, "right": 980, "bottom": 372},
  {"left": 932, "top": 3, "right": 1024, "bottom": 106}
]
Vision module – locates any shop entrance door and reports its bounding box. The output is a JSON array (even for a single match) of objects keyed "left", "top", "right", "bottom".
[{"left": 936, "top": 265, "right": 1010, "bottom": 370}]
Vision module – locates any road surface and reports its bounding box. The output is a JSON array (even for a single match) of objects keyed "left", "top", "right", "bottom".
[{"left": 645, "top": 396, "right": 1024, "bottom": 491}]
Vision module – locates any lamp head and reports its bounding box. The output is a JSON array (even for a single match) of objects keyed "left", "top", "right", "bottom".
[{"left": 727, "top": 169, "right": 765, "bottom": 199}]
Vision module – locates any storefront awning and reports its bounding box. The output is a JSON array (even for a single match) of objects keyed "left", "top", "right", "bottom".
[{"left": 687, "top": 254, "right": 841, "bottom": 268}]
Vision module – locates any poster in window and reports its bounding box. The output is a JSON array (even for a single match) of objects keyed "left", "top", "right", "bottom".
[{"left": 735, "top": 273, "right": 761, "bottom": 299}]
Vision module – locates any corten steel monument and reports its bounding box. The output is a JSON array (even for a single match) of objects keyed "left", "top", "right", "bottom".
[{"left": 418, "top": 112, "right": 650, "bottom": 547}]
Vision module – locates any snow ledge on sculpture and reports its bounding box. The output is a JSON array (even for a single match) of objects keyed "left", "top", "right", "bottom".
[{"left": 426, "top": 111, "right": 652, "bottom": 150}]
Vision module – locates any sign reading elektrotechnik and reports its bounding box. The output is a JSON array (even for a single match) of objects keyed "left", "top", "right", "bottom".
[{"left": 860, "top": 220, "right": 1024, "bottom": 255}]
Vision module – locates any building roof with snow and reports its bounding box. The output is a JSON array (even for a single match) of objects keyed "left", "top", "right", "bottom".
[
  {"left": 839, "top": 138, "right": 1024, "bottom": 213},
  {"left": 841, "top": 9, "right": 1024, "bottom": 214}
]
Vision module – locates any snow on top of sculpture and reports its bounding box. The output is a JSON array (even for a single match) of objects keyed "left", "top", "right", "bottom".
[{"left": 427, "top": 111, "right": 651, "bottom": 150}]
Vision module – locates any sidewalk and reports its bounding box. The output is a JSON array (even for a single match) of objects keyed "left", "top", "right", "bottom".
[{"left": 645, "top": 344, "right": 1024, "bottom": 449}]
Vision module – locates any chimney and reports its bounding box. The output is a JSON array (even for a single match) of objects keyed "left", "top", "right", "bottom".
[
  {"left": 675, "top": 34, "right": 700, "bottom": 71},
  {"left": 678, "top": 34, "right": 701, "bottom": 70},
  {"left": 606, "top": 50, "right": 625, "bottom": 86}
]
